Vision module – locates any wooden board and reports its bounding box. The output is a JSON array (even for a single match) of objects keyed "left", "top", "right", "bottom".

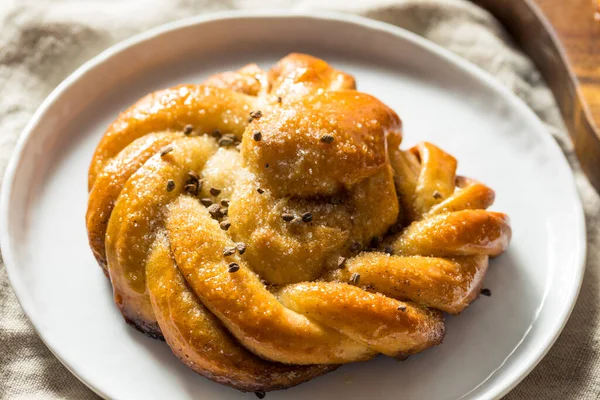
[{"left": 472, "top": 0, "right": 600, "bottom": 193}]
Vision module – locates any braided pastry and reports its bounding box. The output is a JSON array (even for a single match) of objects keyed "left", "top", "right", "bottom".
[{"left": 86, "top": 53, "right": 511, "bottom": 392}]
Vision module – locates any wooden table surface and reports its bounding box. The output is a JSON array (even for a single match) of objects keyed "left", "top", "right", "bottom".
[{"left": 473, "top": 0, "right": 600, "bottom": 193}]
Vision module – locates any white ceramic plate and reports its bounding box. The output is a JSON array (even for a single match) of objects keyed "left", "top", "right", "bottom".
[{"left": 1, "top": 10, "right": 586, "bottom": 400}]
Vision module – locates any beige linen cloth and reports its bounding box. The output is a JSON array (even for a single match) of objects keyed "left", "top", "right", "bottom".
[{"left": 0, "top": 0, "right": 598, "bottom": 398}]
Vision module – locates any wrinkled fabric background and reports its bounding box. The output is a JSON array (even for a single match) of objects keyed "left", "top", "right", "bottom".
[{"left": 0, "top": 0, "right": 598, "bottom": 398}]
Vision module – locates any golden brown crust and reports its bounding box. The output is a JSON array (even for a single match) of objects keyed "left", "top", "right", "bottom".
[
  {"left": 242, "top": 91, "right": 401, "bottom": 197},
  {"left": 228, "top": 171, "right": 354, "bottom": 284},
  {"left": 323, "top": 254, "right": 488, "bottom": 315},
  {"left": 203, "top": 63, "right": 269, "bottom": 97},
  {"left": 86, "top": 132, "right": 180, "bottom": 269},
  {"left": 277, "top": 282, "right": 444, "bottom": 357},
  {"left": 86, "top": 53, "right": 511, "bottom": 392},
  {"left": 166, "top": 196, "right": 377, "bottom": 365},
  {"left": 268, "top": 53, "right": 357, "bottom": 100},
  {"left": 104, "top": 136, "right": 218, "bottom": 332},
  {"left": 147, "top": 233, "right": 335, "bottom": 391},
  {"left": 88, "top": 85, "right": 257, "bottom": 189}
]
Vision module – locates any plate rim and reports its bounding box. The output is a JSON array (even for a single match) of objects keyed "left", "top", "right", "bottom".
[{"left": 0, "top": 9, "right": 587, "bottom": 400}]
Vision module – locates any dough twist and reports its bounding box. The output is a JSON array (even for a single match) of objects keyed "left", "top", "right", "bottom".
[{"left": 86, "top": 54, "right": 510, "bottom": 392}]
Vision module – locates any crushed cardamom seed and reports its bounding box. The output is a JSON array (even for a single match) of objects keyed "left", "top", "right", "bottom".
[
  {"left": 282, "top": 213, "right": 295, "bottom": 222},
  {"left": 200, "top": 198, "right": 213, "bottom": 207},
  {"left": 207, "top": 204, "right": 222, "bottom": 218},
  {"left": 249, "top": 110, "right": 263, "bottom": 120},
  {"left": 320, "top": 134, "right": 334, "bottom": 144},
  {"left": 228, "top": 263, "right": 240, "bottom": 273},
  {"left": 301, "top": 212, "right": 313, "bottom": 223},
  {"left": 184, "top": 183, "right": 198, "bottom": 195},
  {"left": 160, "top": 146, "right": 173, "bottom": 156},
  {"left": 235, "top": 242, "right": 246, "bottom": 255},
  {"left": 223, "top": 246, "right": 236, "bottom": 257},
  {"left": 218, "top": 136, "right": 235, "bottom": 147},
  {"left": 166, "top": 180, "right": 175, "bottom": 192},
  {"left": 219, "top": 220, "right": 231, "bottom": 231}
]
